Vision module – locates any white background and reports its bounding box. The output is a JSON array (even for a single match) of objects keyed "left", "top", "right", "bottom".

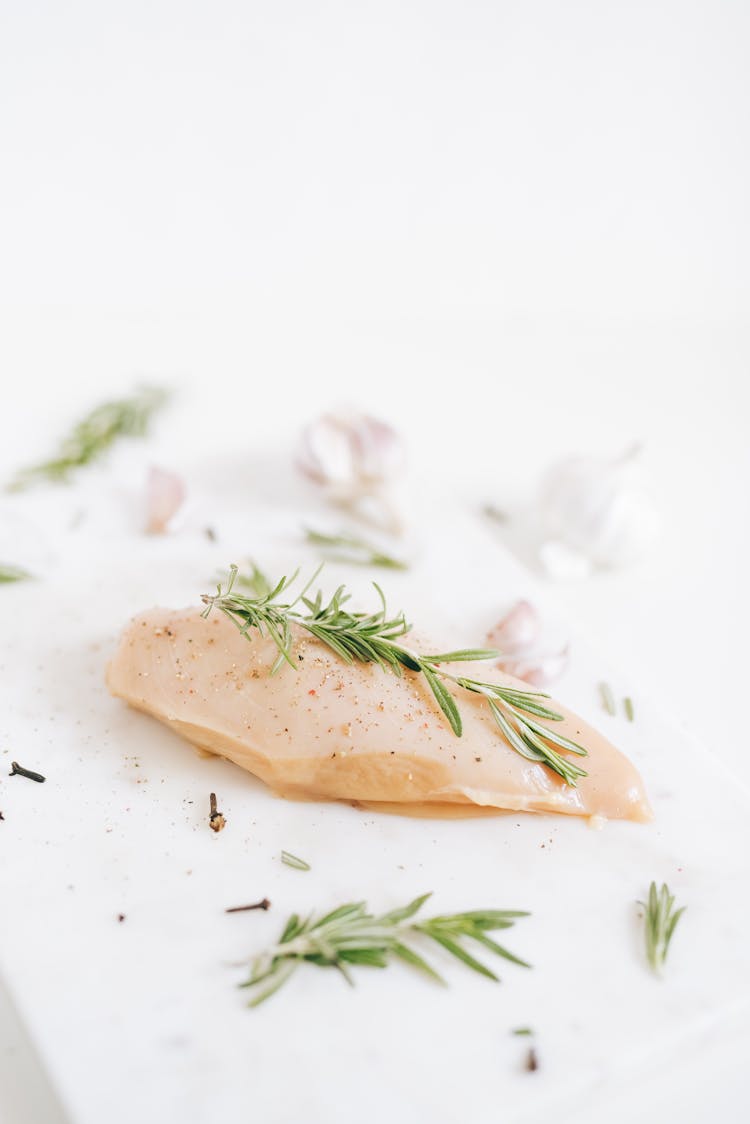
[{"left": 1, "top": 2, "right": 749, "bottom": 1121}]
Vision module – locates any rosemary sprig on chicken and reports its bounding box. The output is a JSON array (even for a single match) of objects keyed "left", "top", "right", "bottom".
[{"left": 202, "top": 566, "right": 588, "bottom": 785}]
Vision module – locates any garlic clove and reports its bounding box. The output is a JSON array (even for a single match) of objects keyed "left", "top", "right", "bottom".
[
  {"left": 297, "top": 415, "right": 357, "bottom": 488},
  {"left": 146, "top": 466, "right": 185, "bottom": 534},
  {"left": 538, "top": 540, "right": 593, "bottom": 580},
  {"left": 536, "top": 448, "right": 659, "bottom": 570},
  {"left": 497, "top": 644, "right": 570, "bottom": 687},
  {"left": 296, "top": 410, "right": 405, "bottom": 498},
  {"left": 486, "top": 600, "right": 541, "bottom": 655}
]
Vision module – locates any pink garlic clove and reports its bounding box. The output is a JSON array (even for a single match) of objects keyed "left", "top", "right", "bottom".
[
  {"left": 498, "top": 645, "right": 570, "bottom": 687},
  {"left": 486, "top": 600, "right": 541, "bottom": 655},
  {"left": 296, "top": 411, "right": 405, "bottom": 498},
  {"left": 146, "top": 466, "right": 185, "bottom": 534}
]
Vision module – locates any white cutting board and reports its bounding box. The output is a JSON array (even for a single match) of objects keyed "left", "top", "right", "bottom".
[{"left": 1, "top": 461, "right": 749, "bottom": 1124}]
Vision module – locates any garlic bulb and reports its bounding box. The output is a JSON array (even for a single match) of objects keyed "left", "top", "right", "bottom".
[
  {"left": 145, "top": 466, "right": 185, "bottom": 534},
  {"left": 537, "top": 446, "right": 659, "bottom": 571},
  {"left": 296, "top": 410, "right": 405, "bottom": 532}
]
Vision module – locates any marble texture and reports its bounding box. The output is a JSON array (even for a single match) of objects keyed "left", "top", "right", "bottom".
[{"left": 1, "top": 476, "right": 749, "bottom": 1124}]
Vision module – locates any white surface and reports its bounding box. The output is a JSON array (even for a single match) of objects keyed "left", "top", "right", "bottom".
[
  {"left": 1, "top": 483, "right": 750, "bottom": 1124},
  {"left": 1, "top": 1, "right": 749, "bottom": 1120}
]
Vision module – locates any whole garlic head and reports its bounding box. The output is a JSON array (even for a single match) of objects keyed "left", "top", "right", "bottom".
[
  {"left": 297, "top": 410, "right": 404, "bottom": 500},
  {"left": 537, "top": 446, "right": 659, "bottom": 571}
]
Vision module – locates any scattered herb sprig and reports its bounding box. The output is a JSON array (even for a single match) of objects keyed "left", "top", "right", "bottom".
[
  {"left": 201, "top": 566, "right": 589, "bottom": 785},
  {"left": 9, "top": 385, "right": 168, "bottom": 490},
  {"left": 639, "top": 881, "right": 685, "bottom": 974},
  {"left": 240, "top": 892, "right": 530, "bottom": 1006},
  {"left": 304, "top": 527, "right": 408, "bottom": 571},
  {"left": 0, "top": 564, "right": 33, "bottom": 584}
]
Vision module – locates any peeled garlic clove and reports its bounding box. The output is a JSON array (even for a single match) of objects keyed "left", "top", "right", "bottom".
[
  {"left": 146, "top": 466, "right": 185, "bottom": 534},
  {"left": 498, "top": 644, "right": 570, "bottom": 687},
  {"left": 537, "top": 447, "right": 659, "bottom": 569},
  {"left": 486, "top": 600, "right": 540, "bottom": 655},
  {"left": 296, "top": 411, "right": 404, "bottom": 498},
  {"left": 538, "top": 540, "right": 593, "bottom": 580}
]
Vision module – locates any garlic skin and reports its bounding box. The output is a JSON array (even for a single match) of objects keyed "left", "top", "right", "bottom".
[
  {"left": 145, "top": 466, "right": 185, "bottom": 534},
  {"left": 537, "top": 447, "right": 659, "bottom": 571},
  {"left": 486, "top": 600, "right": 540, "bottom": 655}
]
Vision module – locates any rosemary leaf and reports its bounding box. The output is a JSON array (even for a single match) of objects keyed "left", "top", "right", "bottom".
[
  {"left": 304, "top": 528, "right": 408, "bottom": 571},
  {"left": 239, "top": 894, "right": 529, "bottom": 1005},
  {"left": 599, "top": 681, "right": 616, "bottom": 716},
  {"left": 9, "top": 385, "right": 168, "bottom": 490},
  {"left": 0, "top": 564, "right": 33, "bottom": 584},
  {"left": 624, "top": 696, "right": 635, "bottom": 722},
  {"left": 201, "top": 566, "right": 591, "bottom": 786},
  {"left": 281, "top": 850, "right": 311, "bottom": 871}
]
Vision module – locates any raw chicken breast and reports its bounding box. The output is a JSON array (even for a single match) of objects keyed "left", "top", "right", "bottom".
[{"left": 107, "top": 607, "right": 651, "bottom": 822}]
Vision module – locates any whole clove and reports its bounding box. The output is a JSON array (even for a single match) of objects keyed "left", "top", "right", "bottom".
[
  {"left": 209, "top": 792, "right": 226, "bottom": 832},
  {"left": 10, "top": 761, "right": 46, "bottom": 783},
  {"left": 225, "top": 898, "right": 271, "bottom": 914}
]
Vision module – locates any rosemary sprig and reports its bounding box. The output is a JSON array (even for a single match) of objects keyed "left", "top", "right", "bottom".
[
  {"left": 240, "top": 892, "right": 529, "bottom": 1005},
  {"left": 304, "top": 527, "right": 408, "bottom": 570},
  {"left": 201, "top": 566, "right": 589, "bottom": 785},
  {"left": 9, "top": 385, "right": 168, "bottom": 490},
  {"left": 639, "top": 882, "right": 686, "bottom": 974},
  {"left": 0, "top": 564, "right": 33, "bottom": 584}
]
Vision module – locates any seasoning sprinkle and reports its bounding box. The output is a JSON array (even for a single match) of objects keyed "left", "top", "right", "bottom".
[
  {"left": 226, "top": 899, "right": 272, "bottom": 914},
  {"left": 10, "top": 761, "right": 46, "bottom": 783},
  {"left": 512, "top": 1027, "right": 534, "bottom": 1036},
  {"left": 209, "top": 792, "right": 226, "bottom": 832},
  {"left": 599, "top": 681, "right": 616, "bottom": 716},
  {"left": 281, "top": 850, "right": 311, "bottom": 871},
  {"left": 624, "top": 696, "right": 635, "bottom": 722},
  {"left": 525, "top": 1047, "right": 539, "bottom": 1072}
]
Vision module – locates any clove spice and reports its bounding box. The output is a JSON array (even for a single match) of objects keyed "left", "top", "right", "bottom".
[
  {"left": 10, "top": 761, "right": 45, "bottom": 783},
  {"left": 209, "top": 792, "right": 226, "bottom": 832},
  {"left": 225, "top": 898, "right": 271, "bottom": 913}
]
